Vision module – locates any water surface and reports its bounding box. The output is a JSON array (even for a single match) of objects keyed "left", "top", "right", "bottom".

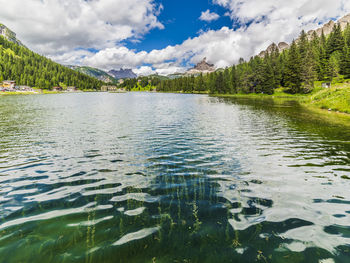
[{"left": 0, "top": 93, "right": 349, "bottom": 262}]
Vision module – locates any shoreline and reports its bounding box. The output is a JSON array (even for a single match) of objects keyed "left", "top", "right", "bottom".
[
  {"left": 2, "top": 87, "right": 349, "bottom": 117},
  {"left": 211, "top": 93, "right": 350, "bottom": 116}
]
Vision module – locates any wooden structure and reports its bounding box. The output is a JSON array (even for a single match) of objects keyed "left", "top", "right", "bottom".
[
  {"left": 101, "top": 85, "right": 117, "bottom": 92},
  {"left": 2, "top": 80, "right": 16, "bottom": 89}
]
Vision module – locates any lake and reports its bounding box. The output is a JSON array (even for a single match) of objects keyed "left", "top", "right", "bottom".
[{"left": 0, "top": 92, "right": 349, "bottom": 263}]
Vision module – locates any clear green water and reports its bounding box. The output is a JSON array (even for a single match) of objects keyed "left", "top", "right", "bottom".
[{"left": 0, "top": 93, "right": 349, "bottom": 263}]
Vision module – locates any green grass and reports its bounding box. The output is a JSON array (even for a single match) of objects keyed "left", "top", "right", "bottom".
[
  {"left": 129, "top": 84, "right": 157, "bottom": 92},
  {"left": 213, "top": 81, "right": 350, "bottom": 114},
  {"left": 306, "top": 83, "right": 350, "bottom": 113}
]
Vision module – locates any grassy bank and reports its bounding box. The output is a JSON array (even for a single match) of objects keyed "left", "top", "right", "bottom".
[
  {"left": 306, "top": 83, "right": 350, "bottom": 114},
  {"left": 212, "top": 82, "right": 350, "bottom": 114}
]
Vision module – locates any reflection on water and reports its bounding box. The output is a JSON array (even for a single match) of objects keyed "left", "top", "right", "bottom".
[{"left": 0, "top": 93, "right": 349, "bottom": 263}]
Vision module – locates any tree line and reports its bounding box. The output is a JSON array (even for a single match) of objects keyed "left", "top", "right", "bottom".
[
  {"left": 122, "top": 23, "right": 350, "bottom": 95},
  {"left": 0, "top": 36, "right": 102, "bottom": 90}
]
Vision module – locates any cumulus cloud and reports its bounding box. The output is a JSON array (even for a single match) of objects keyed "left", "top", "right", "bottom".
[
  {"left": 134, "top": 66, "right": 156, "bottom": 76},
  {"left": 0, "top": 0, "right": 163, "bottom": 55},
  {"left": 81, "top": 27, "right": 243, "bottom": 71},
  {"left": 200, "top": 10, "right": 220, "bottom": 22},
  {"left": 2, "top": 0, "right": 350, "bottom": 76},
  {"left": 83, "top": 0, "right": 350, "bottom": 75}
]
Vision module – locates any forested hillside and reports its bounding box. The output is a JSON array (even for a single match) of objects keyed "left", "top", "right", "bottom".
[
  {"left": 124, "top": 24, "right": 350, "bottom": 95},
  {"left": 0, "top": 36, "right": 102, "bottom": 90}
]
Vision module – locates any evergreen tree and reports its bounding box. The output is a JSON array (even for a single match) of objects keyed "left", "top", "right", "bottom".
[{"left": 284, "top": 41, "right": 302, "bottom": 93}]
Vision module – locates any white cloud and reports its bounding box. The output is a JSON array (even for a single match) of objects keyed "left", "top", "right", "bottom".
[
  {"left": 0, "top": 0, "right": 163, "bottom": 55},
  {"left": 213, "top": 0, "right": 350, "bottom": 25},
  {"left": 82, "top": 0, "right": 350, "bottom": 75},
  {"left": 2, "top": 0, "right": 350, "bottom": 76},
  {"left": 134, "top": 66, "right": 155, "bottom": 76},
  {"left": 200, "top": 10, "right": 220, "bottom": 22}
]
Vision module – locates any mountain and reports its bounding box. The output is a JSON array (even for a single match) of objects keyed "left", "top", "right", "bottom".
[
  {"left": 0, "top": 23, "right": 102, "bottom": 90},
  {"left": 0, "top": 24, "right": 24, "bottom": 47},
  {"left": 259, "top": 42, "right": 289, "bottom": 57},
  {"left": 186, "top": 57, "right": 216, "bottom": 75},
  {"left": 68, "top": 65, "right": 116, "bottom": 83},
  {"left": 147, "top": 74, "right": 170, "bottom": 81},
  {"left": 108, "top": 68, "right": 137, "bottom": 79},
  {"left": 306, "top": 13, "right": 350, "bottom": 39},
  {"left": 259, "top": 13, "right": 350, "bottom": 57}
]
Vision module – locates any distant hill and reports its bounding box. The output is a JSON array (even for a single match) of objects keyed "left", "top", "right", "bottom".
[
  {"left": 68, "top": 65, "right": 116, "bottom": 83},
  {"left": 0, "top": 23, "right": 102, "bottom": 90},
  {"left": 147, "top": 74, "right": 170, "bottom": 81},
  {"left": 167, "top": 73, "right": 186, "bottom": 79},
  {"left": 108, "top": 68, "right": 137, "bottom": 79}
]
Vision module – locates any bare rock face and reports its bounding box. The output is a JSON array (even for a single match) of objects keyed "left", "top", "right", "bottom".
[
  {"left": 259, "top": 42, "right": 289, "bottom": 57},
  {"left": 0, "top": 24, "right": 24, "bottom": 46},
  {"left": 108, "top": 68, "right": 137, "bottom": 79},
  {"left": 307, "top": 20, "right": 335, "bottom": 39},
  {"left": 307, "top": 13, "right": 350, "bottom": 39},
  {"left": 278, "top": 42, "right": 289, "bottom": 51},
  {"left": 186, "top": 57, "right": 216, "bottom": 75}
]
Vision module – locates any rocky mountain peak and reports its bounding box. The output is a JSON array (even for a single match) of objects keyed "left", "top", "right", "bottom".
[
  {"left": 108, "top": 68, "right": 137, "bottom": 79},
  {"left": 259, "top": 42, "right": 290, "bottom": 57},
  {"left": 194, "top": 57, "right": 215, "bottom": 71},
  {"left": 0, "top": 24, "right": 24, "bottom": 46},
  {"left": 186, "top": 57, "right": 216, "bottom": 75},
  {"left": 338, "top": 13, "right": 350, "bottom": 29},
  {"left": 306, "top": 13, "right": 350, "bottom": 39}
]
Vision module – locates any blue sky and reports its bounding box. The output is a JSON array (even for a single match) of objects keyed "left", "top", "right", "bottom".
[
  {"left": 1, "top": 0, "right": 350, "bottom": 75},
  {"left": 126, "top": 0, "right": 233, "bottom": 52}
]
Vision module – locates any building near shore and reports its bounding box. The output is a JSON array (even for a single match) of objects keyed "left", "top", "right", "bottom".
[
  {"left": 2, "top": 80, "right": 16, "bottom": 89},
  {"left": 101, "top": 85, "right": 117, "bottom": 92}
]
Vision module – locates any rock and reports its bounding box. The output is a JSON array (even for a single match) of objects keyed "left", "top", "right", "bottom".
[
  {"left": 186, "top": 57, "right": 216, "bottom": 75},
  {"left": 278, "top": 42, "right": 289, "bottom": 51},
  {"left": 108, "top": 68, "right": 137, "bottom": 79},
  {"left": 0, "top": 24, "right": 24, "bottom": 46},
  {"left": 258, "top": 42, "right": 289, "bottom": 57},
  {"left": 338, "top": 13, "right": 350, "bottom": 30}
]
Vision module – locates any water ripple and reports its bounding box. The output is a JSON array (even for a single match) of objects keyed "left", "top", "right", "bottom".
[{"left": 0, "top": 93, "right": 349, "bottom": 262}]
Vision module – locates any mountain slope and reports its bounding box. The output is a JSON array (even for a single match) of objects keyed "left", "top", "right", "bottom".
[
  {"left": 68, "top": 65, "right": 116, "bottom": 83},
  {"left": 108, "top": 68, "right": 137, "bottom": 79},
  {"left": 0, "top": 25, "right": 102, "bottom": 90}
]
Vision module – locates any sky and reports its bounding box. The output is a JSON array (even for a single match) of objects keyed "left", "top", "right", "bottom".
[{"left": 1, "top": 0, "right": 350, "bottom": 76}]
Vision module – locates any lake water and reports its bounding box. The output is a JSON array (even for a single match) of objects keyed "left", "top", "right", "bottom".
[{"left": 0, "top": 93, "right": 349, "bottom": 263}]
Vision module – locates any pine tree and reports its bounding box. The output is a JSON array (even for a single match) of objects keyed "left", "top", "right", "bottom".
[
  {"left": 300, "top": 48, "right": 317, "bottom": 93},
  {"left": 342, "top": 44, "right": 350, "bottom": 78},
  {"left": 284, "top": 41, "right": 302, "bottom": 94},
  {"left": 326, "top": 24, "right": 345, "bottom": 56}
]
